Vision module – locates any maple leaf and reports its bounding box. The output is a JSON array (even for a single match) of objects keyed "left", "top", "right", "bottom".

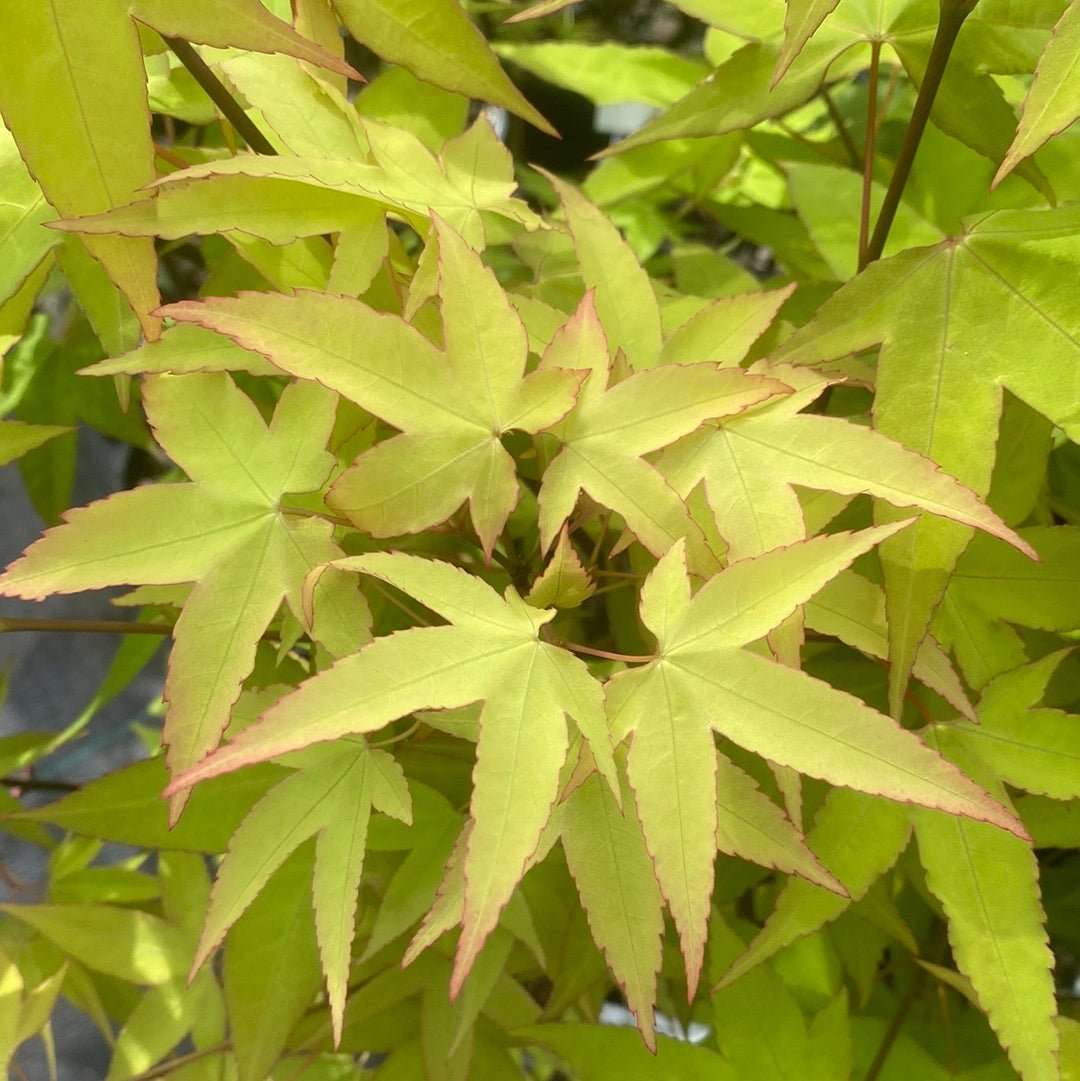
[
  {"left": 164, "top": 552, "right": 619, "bottom": 997},
  {"left": 0, "top": 0, "right": 358, "bottom": 338},
  {"left": 913, "top": 733, "right": 1059, "bottom": 1081},
  {"left": 611, "top": 1, "right": 1053, "bottom": 199},
  {"left": 604, "top": 527, "right": 1026, "bottom": 997},
  {"left": 526, "top": 528, "right": 596, "bottom": 609},
  {"left": 776, "top": 206, "right": 1080, "bottom": 714},
  {"left": 536, "top": 291, "right": 788, "bottom": 564},
  {"left": 161, "top": 220, "right": 581, "bottom": 555},
  {"left": 0, "top": 422, "right": 71, "bottom": 469},
  {"left": 950, "top": 651, "right": 1080, "bottom": 803},
  {"left": 63, "top": 116, "right": 541, "bottom": 253},
  {"left": 327, "top": 0, "right": 554, "bottom": 135},
  {"left": 190, "top": 739, "right": 411, "bottom": 1045},
  {"left": 556, "top": 764, "right": 664, "bottom": 1052},
  {"left": 995, "top": 0, "right": 1080, "bottom": 185},
  {"left": 545, "top": 173, "right": 664, "bottom": 372},
  {"left": 935, "top": 526, "right": 1080, "bottom": 691},
  {"left": 714, "top": 789, "right": 913, "bottom": 991},
  {"left": 657, "top": 361, "right": 1034, "bottom": 665},
  {"left": 0, "top": 373, "right": 368, "bottom": 822},
  {"left": 806, "top": 569, "right": 976, "bottom": 721}
]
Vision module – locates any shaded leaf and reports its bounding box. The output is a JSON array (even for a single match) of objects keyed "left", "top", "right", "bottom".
[
  {"left": 716, "top": 790, "right": 911, "bottom": 990},
  {"left": 913, "top": 736, "right": 1059, "bottom": 1081},
  {"left": 995, "top": 0, "right": 1080, "bottom": 183},
  {"left": 329, "top": 0, "right": 555, "bottom": 134},
  {"left": 949, "top": 652, "right": 1080, "bottom": 800},
  {"left": 777, "top": 208, "right": 1078, "bottom": 713},
  {"left": 0, "top": 422, "right": 72, "bottom": 468},
  {"left": 193, "top": 741, "right": 410, "bottom": 1043},
  {"left": 526, "top": 528, "right": 595, "bottom": 609},
  {"left": 224, "top": 847, "right": 324, "bottom": 1081},
  {"left": 0, "top": 903, "right": 188, "bottom": 985}
]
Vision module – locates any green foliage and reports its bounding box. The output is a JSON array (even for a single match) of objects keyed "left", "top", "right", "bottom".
[{"left": 0, "top": 1, "right": 1078, "bottom": 1078}]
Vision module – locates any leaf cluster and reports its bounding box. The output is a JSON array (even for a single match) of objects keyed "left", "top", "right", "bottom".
[{"left": 0, "top": 1, "right": 1079, "bottom": 1079}]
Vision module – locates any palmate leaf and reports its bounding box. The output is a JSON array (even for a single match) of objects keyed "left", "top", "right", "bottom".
[
  {"left": 660, "top": 363, "right": 1034, "bottom": 563},
  {"left": 776, "top": 207, "right": 1080, "bottom": 714},
  {"left": 774, "top": 0, "right": 842, "bottom": 83},
  {"left": 64, "top": 116, "right": 541, "bottom": 252},
  {"left": 557, "top": 766, "right": 664, "bottom": 1051},
  {"left": 0, "top": 373, "right": 368, "bottom": 822},
  {"left": 658, "top": 361, "right": 1030, "bottom": 666},
  {"left": 605, "top": 527, "right": 1025, "bottom": 996},
  {"left": 935, "top": 526, "right": 1080, "bottom": 690},
  {"left": 191, "top": 739, "right": 411, "bottom": 1045},
  {"left": 805, "top": 569, "right": 976, "bottom": 721},
  {"left": 949, "top": 652, "right": 1080, "bottom": 802},
  {"left": 526, "top": 528, "right": 596, "bottom": 609},
  {"left": 607, "top": 0, "right": 1053, "bottom": 199},
  {"left": 162, "top": 221, "right": 580, "bottom": 554},
  {"left": 0, "top": 0, "right": 357, "bottom": 338},
  {"left": 715, "top": 789, "right": 912, "bottom": 990},
  {"left": 913, "top": 735, "right": 1059, "bottom": 1081},
  {"left": 536, "top": 292, "right": 787, "bottom": 564},
  {"left": 165, "top": 552, "right": 619, "bottom": 997},
  {"left": 995, "top": 0, "right": 1080, "bottom": 184},
  {"left": 0, "top": 422, "right": 71, "bottom": 468},
  {"left": 328, "top": 0, "right": 554, "bottom": 135}
]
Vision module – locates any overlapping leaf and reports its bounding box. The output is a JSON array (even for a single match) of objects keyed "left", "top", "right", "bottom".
[
  {"left": 546, "top": 175, "right": 665, "bottom": 372},
  {"left": 609, "top": 0, "right": 1054, "bottom": 200},
  {"left": 192, "top": 739, "right": 411, "bottom": 1044},
  {"left": 715, "top": 790, "right": 912, "bottom": 990},
  {"left": 328, "top": 0, "right": 554, "bottom": 134},
  {"left": 776, "top": 207, "right": 1079, "bottom": 713},
  {"left": 535, "top": 292, "right": 787, "bottom": 563},
  {"left": 162, "top": 221, "right": 579, "bottom": 554},
  {"left": 913, "top": 735, "right": 1059, "bottom": 1081},
  {"left": 165, "top": 551, "right": 619, "bottom": 997},
  {"left": 62, "top": 116, "right": 540, "bottom": 251},
  {"left": 657, "top": 361, "right": 1031, "bottom": 665},
  {"left": 556, "top": 766, "right": 663, "bottom": 1051},
  {"left": 995, "top": 0, "right": 1080, "bottom": 184},
  {"left": 604, "top": 527, "right": 1024, "bottom": 996},
  {"left": 0, "top": 0, "right": 357, "bottom": 338},
  {"left": 935, "top": 526, "right": 1080, "bottom": 690},
  {"left": 0, "top": 422, "right": 71, "bottom": 468},
  {"left": 0, "top": 373, "right": 367, "bottom": 821},
  {"left": 948, "top": 652, "right": 1080, "bottom": 801}
]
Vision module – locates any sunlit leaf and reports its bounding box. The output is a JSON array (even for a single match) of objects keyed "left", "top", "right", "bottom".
[{"left": 166, "top": 552, "right": 618, "bottom": 997}]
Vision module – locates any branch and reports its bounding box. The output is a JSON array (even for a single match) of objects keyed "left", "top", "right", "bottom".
[
  {"left": 552, "top": 640, "right": 654, "bottom": 664},
  {"left": 864, "top": 965, "right": 928, "bottom": 1081},
  {"left": 163, "top": 37, "right": 278, "bottom": 156},
  {"left": 864, "top": 0, "right": 974, "bottom": 265},
  {"left": 858, "top": 42, "right": 882, "bottom": 270},
  {"left": 821, "top": 88, "right": 861, "bottom": 170},
  {"left": 2, "top": 775, "right": 80, "bottom": 793},
  {"left": 0, "top": 617, "right": 172, "bottom": 636}
]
